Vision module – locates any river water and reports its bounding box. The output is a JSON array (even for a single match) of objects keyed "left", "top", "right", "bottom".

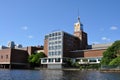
[{"left": 0, "top": 69, "right": 120, "bottom": 80}]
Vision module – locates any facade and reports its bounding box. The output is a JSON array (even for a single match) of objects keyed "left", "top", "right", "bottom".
[
  {"left": 41, "top": 17, "right": 112, "bottom": 69},
  {"left": 74, "top": 17, "right": 88, "bottom": 49},
  {"left": 0, "top": 48, "right": 28, "bottom": 69},
  {"left": 0, "top": 45, "right": 43, "bottom": 69},
  {"left": 42, "top": 31, "right": 82, "bottom": 69}
]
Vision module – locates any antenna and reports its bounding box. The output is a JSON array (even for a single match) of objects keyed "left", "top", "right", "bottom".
[{"left": 78, "top": 8, "right": 80, "bottom": 22}]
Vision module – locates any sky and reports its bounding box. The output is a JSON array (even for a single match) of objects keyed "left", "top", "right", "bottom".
[{"left": 0, "top": 0, "right": 120, "bottom": 47}]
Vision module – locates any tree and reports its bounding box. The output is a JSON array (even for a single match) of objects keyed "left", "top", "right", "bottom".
[
  {"left": 28, "top": 52, "right": 46, "bottom": 67},
  {"left": 101, "top": 40, "right": 120, "bottom": 66},
  {"left": 109, "top": 57, "right": 120, "bottom": 65}
]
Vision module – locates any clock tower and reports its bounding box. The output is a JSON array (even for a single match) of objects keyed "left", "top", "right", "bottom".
[{"left": 74, "top": 17, "right": 88, "bottom": 49}]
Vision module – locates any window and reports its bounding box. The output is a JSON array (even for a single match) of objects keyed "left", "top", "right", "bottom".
[
  {"left": 55, "top": 33, "right": 57, "bottom": 36},
  {"left": 58, "top": 45, "right": 61, "bottom": 49},
  {"left": 49, "top": 42, "right": 51, "bottom": 45},
  {"left": 52, "top": 38, "right": 54, "bottom": 40},
  {"left": 52, "top": 52, "right": 54, "bottom": 55},
  {"left": 55, "top": 52, "right": 57, "bottom": 55},
  {"left": 49, "top": 52, "right": 51, "bottom": 56},
  {"left": 6, "top": 55, "right": 8, "bottom": 59},
  {"left": 58, "top": 32, "right": 61, "bottom": 35},
  {"left": 1, "top": 55, "right": 3, "bottom": 59},
  {"left": 43, "top": 59, "right": 47, "bottom": 63},
  {"left": 55, "top": 58, "right": 60, "bottom": 62},
  {"left": 58, "top": 36, "right": 61, "bottom": 39},
  {"left": 49, "top": 58, "right": 54, "bottom": 62},
  {"left": 55, "top": 37, "right": 57, "bottom": 40},
  {"left": 52, "top": 33, "right": 54, "bottom": 37},
  {"left": 55, "top": 41, "right": 57, "bottom": 44},
  {"left": 49, "top": 34, "right": 52, "bottom": 37},
  {"left": 58, "top": 41, "right": 61, "bottom": 44},
  {"left": 49, "top": 38, "right": 51, "bottom": 41},
  {"left": 58, "top": 51, "right": 61, "bottom": 55},
  {"left": 55, "top": 46, "right": 57, "bottom": 49},
  {"left": 49, "top": 46, "right": 52, "bottom": 50},
  {"left": 45, "top": 35, "right": 48, "bottom": 39}
]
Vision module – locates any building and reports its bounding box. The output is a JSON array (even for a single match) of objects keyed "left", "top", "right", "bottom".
[
  {"left": 0, "top": 43, "right": 43, "bottom": 69},
  {"left": 41, "top": 17, "right": 112, "bottom": 69},
  {"left": 0, "top": 41, "right": 23, "bottom": 50},
  {"left": 0, "top": 48, "right": 28, "bottom": 69},
  {"left": 42, "top": 31, "right": 82, "bottom": 69}
]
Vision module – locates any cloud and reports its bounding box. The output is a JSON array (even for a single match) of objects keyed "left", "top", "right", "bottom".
[
  {"left": 28, "top": 35, "right": 33, "bottom": 39},
  {"left": 110, "top": 26, "right": 118, "bottom": 30},
  {"left": 22, "top": 26, "right": 28, "bottom": 30},
  {"left": 101, "top": 37, "right": 110, "bottom": 41},
  {"left": 92, "top": 41, "right": 99, "bottom": 44}
]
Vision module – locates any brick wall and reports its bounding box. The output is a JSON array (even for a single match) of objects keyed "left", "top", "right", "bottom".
[
  {"left": 84, "top": 49, "right": 106, "bottom": 57},
  {"left": 44, "top": 39, "right": 48, "bottom": 56},
  {"left": 11, "top": 49, "right": 28, "bottom": 64},
  {"left": 0, "top": 49, "right": 11, "bottom": 63}
]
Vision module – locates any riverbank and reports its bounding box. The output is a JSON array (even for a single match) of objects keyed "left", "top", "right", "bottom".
[
  {"left": 35, "top": 67, "right": 120, "bottom": 72},
  {"left": 100, "top": 69, "right": 120, "bottom": 72}
]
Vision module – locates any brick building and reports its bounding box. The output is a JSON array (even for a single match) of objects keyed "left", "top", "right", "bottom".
[
  {"left": 0, "top": 46, "right": 43, "bottom": 69},
  {"left": 41, "top": 17, "right": 112, "bottom": 69}
]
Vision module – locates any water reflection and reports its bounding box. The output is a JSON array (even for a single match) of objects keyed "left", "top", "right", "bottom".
[{"left": 0, "top": 69, "right": 120, "bottom": 80}]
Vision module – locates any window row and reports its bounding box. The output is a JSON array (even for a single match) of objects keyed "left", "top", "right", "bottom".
[
  {"left": 48, "top": 51, "right": 62, "bottom": 56},
  {"left": 49, "top": 41, "right": 62, "bottom": 45},
  {"left": 49, "top": 36, "right": 62, "bottom": 41},
  {"left": 0, "top": 55, "right": 9, "bottom": 59},
  {"left": 49, "top": 32, "right": 62, "bottom": 37},
  {"left": 49, "top": 45, "right": 62, "bottom": 50},
  {"left": 42, "top": 58, "right": 61, "bottom": 63}
]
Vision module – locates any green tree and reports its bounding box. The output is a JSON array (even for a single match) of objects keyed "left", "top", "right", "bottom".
[
  {"left": 28, "top": 52, "right": 46, "bottom": 67},
  {"left": 101, "top": 40, "right": 120, "bottom": 66},
  {"left": 109, "top": 57, "right": 120, "bottom": 66}
]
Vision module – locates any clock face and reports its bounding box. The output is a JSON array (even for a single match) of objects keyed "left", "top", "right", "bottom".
[{"left": 75, "top": 24, "right": 80, "bottom": 31}]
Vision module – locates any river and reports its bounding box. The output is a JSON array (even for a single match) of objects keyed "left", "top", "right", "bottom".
[{"left": 0, "top": 69, "right": 120, "bottom": 80}]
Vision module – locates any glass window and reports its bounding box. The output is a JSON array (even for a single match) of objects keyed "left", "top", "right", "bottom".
[
  {"left": 49, "top": 47, "right": 51, "bottom": 50},
  {"left": 55, "top": 33, "right": 57, "bottom": 36},
  {"left": 52, "top": 52, "right": 54, "bottom": 55},
  {"left": 55, "top": 41, "right": 57, "bottom": 44},
  {"left": 55, "top": 58, "right": 60, "bottom": 62},
  {"left": 49, "top": 42, "right": 52, "bottom": 45},
  {"left": 58, "top": 41, "right": 61, "bottom": 44},
  {"left": 49, "top": 58, "right": 53, "bottom": 62},
  {"left": 52, "top": 38, "right": 54, "bottom": 40},
  {"left": 55, "top": 46, "right": 57, "bottom": 49},
  {"left": 6, "top": 55, "right": 8, "bottom": 59},
  {"left": 58, "top": 45, "right": 61, "bottom": 49},
  {"left": 58, "top": 32, "right": 61, "bottom": 35},
  {"left": 89, "top": 59, "right": 96, "bottom": 62},
  {"left": 58, "top": 36, "right": 61, "bottom": 39},
  {"left": 45, "top": 35, "right": 48, "bottom": 39},
  {"left": 55, "top": 37, "right": 57, "bottom": 40},
  {"left": 43, "top": 59, "right": 47, "bottom": 63},
  {"left": 49, "top": 52, "right": 51, "bottom": 56},
  {"left": 58, "top": 51, "right": 61, "bottom": 55},
  {"left": 52, "top": 33, "right": 54, "bottom": 37},
  {"left": 49, "top": 34, "right": 52, "bottom": 37},
  {"left": 55, "top": 52, "right": 57, "bottom": 55},
  {"left": 49, "top": 38, "right": 51, "bottom": 41},
  {"left": 1, "top": 55, "right": 3, "bottom": 59}
]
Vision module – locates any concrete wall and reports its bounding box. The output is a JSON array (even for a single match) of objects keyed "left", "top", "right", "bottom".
[{"left": 48, "top": 64, "right": 62, "bottom": 69}]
